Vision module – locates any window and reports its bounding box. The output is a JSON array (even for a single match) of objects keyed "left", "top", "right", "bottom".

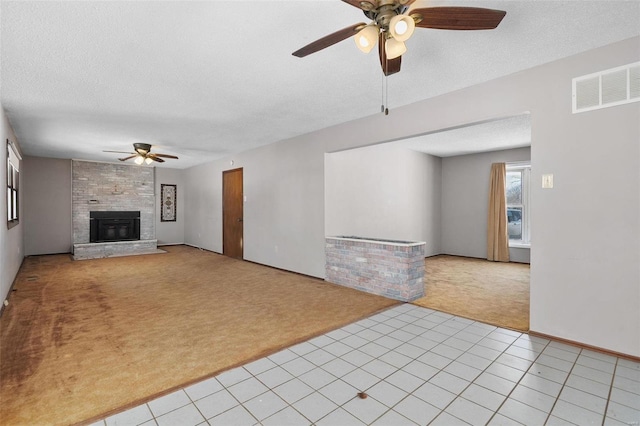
[
  {"left": 7, "top": 140, "right": 20, "bottom": 228},
  {"left": 506, "top": 162, "right": 530, "bottom": 245}
]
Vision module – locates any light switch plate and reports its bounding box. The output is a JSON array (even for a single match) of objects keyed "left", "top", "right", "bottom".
[{"left": 542, "top": 174, "right": 554, "bottom": 189}]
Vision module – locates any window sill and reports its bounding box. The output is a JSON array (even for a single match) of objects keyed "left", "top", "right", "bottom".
[{"left": 509, "top": 241, "right": 530, "bottom": 249}]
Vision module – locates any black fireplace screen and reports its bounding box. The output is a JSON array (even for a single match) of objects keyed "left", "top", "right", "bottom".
[{"left": 90, "top": 211, "right": 141, "bottom": 243}]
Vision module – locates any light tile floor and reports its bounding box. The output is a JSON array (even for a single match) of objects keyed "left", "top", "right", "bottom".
[{"left": 92, "top": 304, "right": 640, "bottom": 426}]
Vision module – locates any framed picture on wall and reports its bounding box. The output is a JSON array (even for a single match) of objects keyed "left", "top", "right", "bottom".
[{"left": 161, "top": 184, "right": 177, "bottom": 222}]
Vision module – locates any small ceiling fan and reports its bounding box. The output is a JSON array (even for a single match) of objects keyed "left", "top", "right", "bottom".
[
  {"left": 292, "top": 0, "right": 506, "bottom": 76},
  {"left": 103, "top": 143, "right": 178, "bottom": 165}
]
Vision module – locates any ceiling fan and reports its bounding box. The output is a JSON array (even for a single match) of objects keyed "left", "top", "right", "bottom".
[
  {"left": 292, "top": 0, "right": 507, "bottom": 76},
  {"left": 103, "top": 143, "right": 179, "bottom": 165}
]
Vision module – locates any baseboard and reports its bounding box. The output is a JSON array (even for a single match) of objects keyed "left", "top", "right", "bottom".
[
  {"left": 183, "top": 243, "right": 222, "bottom": 255},
  {"left": 157, "top": 242, "right": 185, "bottom": 247},
  {"left": 244, "top": 259, "right": 325, "bottom": 281},
  {"left": 529, "top": 330, "right": 640, "bottom": 362},
  {"left": 425, "top": 253, "right": 530, "bottom": 265}
]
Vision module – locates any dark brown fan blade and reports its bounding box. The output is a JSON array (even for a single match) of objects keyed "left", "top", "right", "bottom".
[
  {"left": 411, "top": 7, "right": 506, "bottom": 30},
  {"left": 147, "top": 154, "right": 165, "bottom": 163},
  {"left": 293, "top": 22, "right": 366, "bottom": 58},
  {"left": 378, "top": 33, "right": 402, "bottom": 76},
  {"left": 118, "top": 155, "right": 137, "bottom": 162},
  {"left": 103, "top": 150, "right": 136, "bottom": 154},
  {"left": 152, "top": 153, "right": 179, "bottom": 159},
  {"left": 341, "top": 0, "right": 366, "bottom": 9}
]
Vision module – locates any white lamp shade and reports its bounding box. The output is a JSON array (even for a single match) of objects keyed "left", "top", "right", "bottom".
[
  {"left": 145, "top": 157, "right": 153, "bottom": 165},
  {"left": 385, "top": 38, "right": 406, "bottom": 60},
  {"left": 134, "top": 155, "right": 145, "bottom": 165},
  {"left": 354, "top": 24, "right": 378, "bottom": 53},
  {"left": 389, "top": 14, "right": 415, "bottom": 42}
]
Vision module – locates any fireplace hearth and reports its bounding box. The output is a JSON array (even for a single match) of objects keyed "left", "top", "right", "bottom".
[{"left": 90, "top": 211, "right": 141, "bottom": 243}]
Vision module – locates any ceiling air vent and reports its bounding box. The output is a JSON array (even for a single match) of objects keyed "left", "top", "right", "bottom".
[{"left": 572, "top": 62, "right": 640, "bottom": 113}]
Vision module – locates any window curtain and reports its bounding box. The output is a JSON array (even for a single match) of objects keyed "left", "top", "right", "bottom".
[{"left": 487, "top": 163, "right": 510, "bottom": 262}]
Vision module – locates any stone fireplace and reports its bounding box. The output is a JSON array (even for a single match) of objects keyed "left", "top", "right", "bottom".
[{"left": 72, "top": 161, "right": 157, "bottom": 259}]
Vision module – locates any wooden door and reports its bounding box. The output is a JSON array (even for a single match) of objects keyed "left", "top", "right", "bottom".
[{"left": 223, "top": 168, "right": 243, "bottom": 259}]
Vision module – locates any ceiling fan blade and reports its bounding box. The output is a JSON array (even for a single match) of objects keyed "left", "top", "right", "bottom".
[
  {"left": 293, "top": 22, "right": 367, "bottom": 58},
  {"left": 341, "top": 0, "right": 366, "bottom": 9},
  {"left": 411, "top": 7, "right": 506, "bottom": 30},
  {"left": 103, "top": 150, "right": 136, "bottom": 154},
  {"left": 118, "top": 155, "right": 137, "bottom": 162},
  {"left": 148, "top": 156, "right": 165, "bottom": 163},
  {"left": 378, "top": 33, "right": 402, "bottom": 76},
  {"left": 152, "top": 153, "right": 179, "bottom": 159}
]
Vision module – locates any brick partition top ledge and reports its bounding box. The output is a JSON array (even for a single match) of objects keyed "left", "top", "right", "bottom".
[
  {"left": 327, "top": 236, "right": 425, "bottom": 249},
  {"left": 325, "top": 236, "right": 426, "bottom": 302}
]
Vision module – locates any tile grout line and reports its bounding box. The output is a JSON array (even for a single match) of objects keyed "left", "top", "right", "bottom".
[
  {"left": 541, "top": 347, "right": 584, "bottom": 426},
  {"left": 601, "top": 357, "right": 619, "bottom": 426},
  {"left": 306, "top": 306, "right": 466, "bottom": 425},
  {"left": 421, "top": 316, "right": 526, "bottom": 425},
  {"left": 483, "top": 336, "right": 552, "bottom": 426},
  {"left": 370, "top": 308, "right": 550, "bottom": 425},
  {"left": 312, "top": 305, "right": 440, "bottom": 425}
]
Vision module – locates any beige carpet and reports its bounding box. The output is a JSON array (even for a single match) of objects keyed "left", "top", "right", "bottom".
[
  {"left": 412, "top": 255, "right": 530, "bottom": 332},
  {"left": 0, "top": 245, "right": 398, "bottom": 426}
]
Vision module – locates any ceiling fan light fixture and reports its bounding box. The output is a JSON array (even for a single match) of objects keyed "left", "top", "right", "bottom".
[
  {"left": 385, "top": 37, "right": 406, "bottom": 60},
  {"left": 145, "top": 157, "right": 153, "bottom": 165},
  {"left": 389, "top": 14, "right": 415, "bottom": 42},
  {"left": 134, "top": 155, "right": 145, "bottom": 165},
  {"left": 355, "top": 24, "right": 378, "bottom": 53}
]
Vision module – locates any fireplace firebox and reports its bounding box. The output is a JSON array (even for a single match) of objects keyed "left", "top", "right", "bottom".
[{"left": 90, "top": 211, "right": 141, "bottom": 243}]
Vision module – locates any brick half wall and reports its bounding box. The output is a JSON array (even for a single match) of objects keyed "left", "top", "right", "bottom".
[{"left": 325, "top": 237, "right": 425, "bottom": 302}]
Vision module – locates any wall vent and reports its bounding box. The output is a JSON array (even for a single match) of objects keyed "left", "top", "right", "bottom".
[{"left": 572, "top": 62, "right": 639, "bottom": 113}]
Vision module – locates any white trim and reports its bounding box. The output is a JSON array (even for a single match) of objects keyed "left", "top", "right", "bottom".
[
  {"left": 506, "top": 161, "right": 530, "bottom": 170},
  {"left": 7, "top": 140, "right": 21, "bottom": 170}
]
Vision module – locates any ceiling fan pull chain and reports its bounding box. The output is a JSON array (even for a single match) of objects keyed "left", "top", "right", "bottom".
[
  {"left": 380, "top": 71, "right": 390, "bottom": 115},
  {"left": 385, "top": 73, "right": 389, "bottom": 115},
  {"left": 381, "top": 71, "right": 389, "bottom": 115},
  {"left": 381, "top": 70, "right": 385, "bottom": 113}
]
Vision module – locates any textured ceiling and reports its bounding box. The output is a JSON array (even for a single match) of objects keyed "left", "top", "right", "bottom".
[
  {"left": 397, "top": 113, "right": 531, "bottom": 157},
  {"left": 1, "top": 1, "right": 639, "bottom": 168}
]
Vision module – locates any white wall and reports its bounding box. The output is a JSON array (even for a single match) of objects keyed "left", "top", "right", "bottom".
[
  {"left": 183, "top": 37, "right": 639, "bottom": 356},
  {"left": 530, "top": 52, "right": 640, "bottom": 358},
  {"left": 184, "top": 137, "right": 326, "bottom": 277},
  {"left": 441, "top": 147, "right": 531, "bottom": 261},
  {"left": 23, "top": 157, "right": 72, "bottom": 255},
  {"left": 155, "top": 168, "right": 185, "bottom": 245},
  {"left": 325, "top": 144, "right": 441, "bottom": 256},
  {"left": 1, "top": 106, "right": 24, "bottom": 305}
]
